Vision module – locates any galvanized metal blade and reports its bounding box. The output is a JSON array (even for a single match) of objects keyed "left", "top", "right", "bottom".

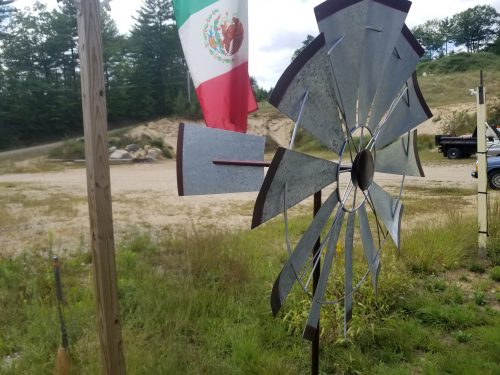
[
  {"left": 368, "top": 182, "right": 404, "bottom": 249},
  {"left": 303, "top": 208, "right": 345, "bottom": 341},
  {"left": 315, "top": 0, "right": 369, "bottom": 128},
  {"left": 344, "top": 210, "right": 356, "bottom": 336},
  {"left": 358, "top": 0, "right": 411, "bottom": 126},
  {"left": 252, "top": 148, "right": 338, "bottom": 228},
  {"left": 374, "top": 73, "right": 432, "bottom": 150},
  {"left": 375, "top": 130, "right": 424, "bottom": 177},
  {"left": 176, "top": 123, "right": 266, "bottom": 196},
  {"left": 368, "top": 25, "right": 425, "bottom": 130},
  {"left": 270, "top": 191, "right": 339, "bottom": 316},
  {"left": 358, "top": 203, "right": 381, "bottom": 296},
  {"left": 268, "top": 33, "right": 345, "bottom": 154}
]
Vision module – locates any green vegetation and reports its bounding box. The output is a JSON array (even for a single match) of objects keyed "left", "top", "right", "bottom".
[
  {"left": 48, "top": 132, "right": 173, "bottom": 160},
  {"left": 418, "top": 67, "right": 500, "bottom": 107},
  {"left": 1, "top": 194, "right": 499, "bottom": 374},
  {"left": 440, "top": 110, "right": 477, "bottom": 136},
  {"left": 417, "top": 52, "right": 500, "bottom": 75},
  {"left": 491, "top": 266, "right": 500, "bottom": 282}
]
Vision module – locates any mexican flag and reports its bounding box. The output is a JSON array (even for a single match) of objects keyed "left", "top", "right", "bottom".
[{"left": 173, "top": 0, "right": 257, "bottom": 133}]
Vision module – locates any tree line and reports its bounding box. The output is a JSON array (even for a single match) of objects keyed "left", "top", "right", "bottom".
[
  {"left": 0, "top": 0, "right": 269, "bottom": 150},
  {"left": 411, "top": 4, "right": 499, "bottom": 59}
]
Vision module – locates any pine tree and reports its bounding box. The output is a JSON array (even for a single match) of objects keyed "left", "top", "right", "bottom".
[{"left": 129, "top": 0, "right": 184, "bottom": 118}]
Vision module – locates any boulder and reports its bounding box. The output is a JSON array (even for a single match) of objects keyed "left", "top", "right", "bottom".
[
  {"left": 126, "top": 143, "right": 140, "bottom": 152},
  {"left": 131, "top": 149, "right": 147, "bottom": 160},
  {"left": 109, "top": 146, "right": 117, "bottom": 154},
  {"left": 147, "top": 147, "right": 163, "bottom": 160},
  {"left": 110, "top": 150, "right": 131, "bottom": 160}
]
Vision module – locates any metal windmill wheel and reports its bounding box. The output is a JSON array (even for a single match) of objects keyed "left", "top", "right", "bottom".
[{"left": 251, "top": 0, "right": 432, "bottom": 341}]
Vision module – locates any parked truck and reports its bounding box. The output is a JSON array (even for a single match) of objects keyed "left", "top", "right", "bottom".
[{"left": 435, "top": 123, "right": 500, "bottom": 159}]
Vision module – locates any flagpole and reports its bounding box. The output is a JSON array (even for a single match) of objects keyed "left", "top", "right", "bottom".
[{"left": 187, "top": 69, "right": 191, "bottom": 104}]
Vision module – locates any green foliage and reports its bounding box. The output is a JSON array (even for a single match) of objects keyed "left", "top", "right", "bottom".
[
  {"left": 487, "top": 201, "right": 500, "bottom": 265},
  {"left": 469, "top": 263, "right": 486, "bottom": 274},
  {"left": 1, "top": 203, "right": 500, "bottom": 373},
  {"left": 401, "top": 211, "right": 477, "bottom": 274},
  {"left": 441, "top": 110, "right": 476, "bottom": 136},
  {"left": 292, "top": 34, "right": 315, "bottom": 61},
  {"left": 488, "top": 100, "right": 500, "bottom": 125},
  {"left": 250, "top": 76, "right": 270, "bottom": 102},
  {"left": 293, "top": 128, "right": 330, "bottom": 154},
  {"left": 416, "top": 134, "right": 436, "bottom": 151},
  {"left": 417, "top": 52, "right": 500, "bottom": 75},
  {"left": 450, "top": 5, "right": 499, "bottom": 53},
  {"left": 48, "top": 139, "right": 86, "bottom": 160},
  {"left": 491, "top": 266, "right": 500, "bottom": 282},
  {"left": 412, "top": 19, "right": 446, "bottom": 60}
]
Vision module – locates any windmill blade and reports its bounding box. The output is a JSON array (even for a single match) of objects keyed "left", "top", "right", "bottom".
[
  {"left": 368, "top": 182, "right": 404, "bottom": 249},
  {"left": 303, "top": 209, "right": 345, "bottom": 341},
  {"left": 315, "top": 0, "right": 369, "bottom": 127},
  {"left": 269, "top": 33, "right": 345, "bottom": 154},
  {"left": 177, "top": 123, "right": 266, "bottom": 196},
  {"left": 357, "top": 0, "right": 411, "bottom": 126},
  {"left": 271, "top": 191, "right": 339, "bottom": 316},
  {"left": 358, "top": 203, "right": 381, "bottom": 295},
  {"left": 344, "top": 210, "right": 356, "bottom": 335},
  {"left": 252, "top": 147, "right": 338, "bottom": 228},
  {"left": 375, "top": 130, "right": 424, "bottom": 177},
  {"left": 367, "top": 25, "right": 425, "bottom": 130},
  {"left": 374, "top": 73, "right": 433, "bottom": 150}
]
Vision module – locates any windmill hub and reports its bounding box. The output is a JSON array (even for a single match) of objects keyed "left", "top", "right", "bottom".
[{"left": 351, "top": 149, "right": 374, "bottom": 191}]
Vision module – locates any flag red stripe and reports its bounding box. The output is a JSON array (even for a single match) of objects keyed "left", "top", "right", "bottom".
[{"left": 196, "top": 62, "right": 258, "bottom": 133}]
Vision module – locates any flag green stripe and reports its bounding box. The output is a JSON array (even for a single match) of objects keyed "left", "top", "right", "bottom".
[{"left": 173, "top": 0, "right": 218, "bottom": 29}]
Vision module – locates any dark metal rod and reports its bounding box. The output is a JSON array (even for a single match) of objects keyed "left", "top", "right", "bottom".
[
  {"left": 312, "top": 191, "right": 322, "bottom": 375},
  {"left": 213, "top": 160, "right": 353, "bottom": 172},
  {"left": 53, "top": 256, "right": 69, "bottom": 350},
  {"left": 212, "top": 160, "right": 272, "bottom": 167}
]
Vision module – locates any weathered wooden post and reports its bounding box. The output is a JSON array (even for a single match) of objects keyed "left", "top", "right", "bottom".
[
  {"left": 476, "top": 70, "right": 488, "bottom": 257},
  {"left": 75, "top": 0, "right": 126, "bottom": 373}
]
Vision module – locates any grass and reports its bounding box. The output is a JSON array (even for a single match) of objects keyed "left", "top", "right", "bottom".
[{"left": 1, "top": 191, "right": 499, "bottom": 374}]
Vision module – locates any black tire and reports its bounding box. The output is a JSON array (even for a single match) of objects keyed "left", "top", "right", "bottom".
[
  {"left": 489, "top": 170, "right": 500, "bottom": 190},
  {"left": 447, "top": 148, "right": 462, "bottom": 159}
]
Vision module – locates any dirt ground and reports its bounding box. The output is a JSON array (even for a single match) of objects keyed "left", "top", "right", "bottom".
[
  {"left": 0, "top": 157, "right": 478, "bottom": 257},
  {"left": 1, "top": 99, "right": 491, "bottom": 257}
]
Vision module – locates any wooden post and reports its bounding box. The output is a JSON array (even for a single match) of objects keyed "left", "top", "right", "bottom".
[
  {"left": 477, "top": 70, "right": 488, "bottom": 257},
  {"left": 76, "top": 0, "right": 126, "bottom": 373}
]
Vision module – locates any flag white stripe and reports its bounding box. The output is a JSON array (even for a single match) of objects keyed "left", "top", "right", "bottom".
[{"left": 178, "top": 0, "right": 249, "bottom": 87}]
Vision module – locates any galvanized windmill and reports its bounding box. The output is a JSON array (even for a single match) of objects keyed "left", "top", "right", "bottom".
[
  {"left": 177, "top": 0, "right": 432, "bottom": 373},
  {"left": 250, "top": 0, "right": 432, "bottom": 359}
]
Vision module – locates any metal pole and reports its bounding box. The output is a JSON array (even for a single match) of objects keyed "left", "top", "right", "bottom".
[
  {"left": 76, "top": 0, "right": 126, "bottom": 373},
  {"left": 477, "top": 70, "right": 488, "bottom": 257},
  {"left": 312, "top": 191, "right": 321, "bottom": 375},
  {"left": 187, "top": 69, "right": 191, "bottom": 104}
]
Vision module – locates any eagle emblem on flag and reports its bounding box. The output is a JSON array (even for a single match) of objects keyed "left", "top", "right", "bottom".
[{"left": 203, "top": 9, "right": 245, "bottom": 63}]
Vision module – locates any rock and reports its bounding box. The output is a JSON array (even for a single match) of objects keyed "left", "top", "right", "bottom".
[
  {"left": 131, "top": 149, "right": 147, "bottom": 160},
  {"left": 126, "top": 144, "right": 140, "bottom": 152},
  {"left": 147, "top": 147, "right": 163, "bottom": 160},
  {"left": 110, "top": 150, "right": 131, "bottom": 160},
  {"left": 144, "top": 145, "right": 151, "bottom": 153},
  {"left": 109, "top": 146, "right": 117, "bottom": 154}
]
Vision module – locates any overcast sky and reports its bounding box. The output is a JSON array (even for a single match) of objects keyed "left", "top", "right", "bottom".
[{"left": 15, "top": 0, "right": 500, "bottom": 89}]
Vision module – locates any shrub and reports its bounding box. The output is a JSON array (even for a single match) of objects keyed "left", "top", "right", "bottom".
[
  {"left": 48, "top": 139, "right": 86, "bottom": 160},
  {"left": 441, "top": 110, "right": 476, "bottom": 136},
  {"left": 490, "top": 266, "right": 500, "bottom": 282}
]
